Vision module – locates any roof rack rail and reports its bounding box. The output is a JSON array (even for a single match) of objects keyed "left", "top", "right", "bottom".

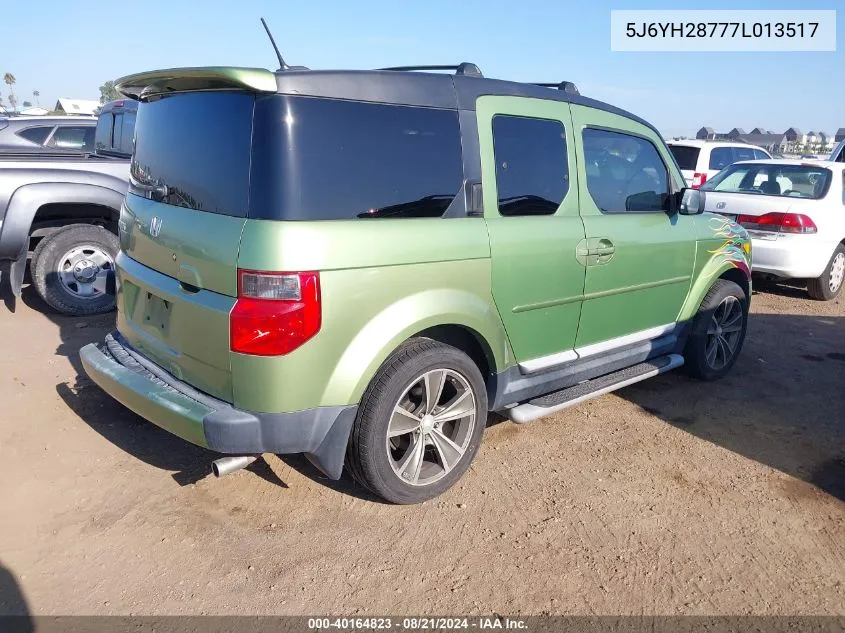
[
  {"left": 379, "top": 63, "right": 483, "bottom": 77},
  {"left": 533, "top": 81, "right": 580, "bottom": 95}
]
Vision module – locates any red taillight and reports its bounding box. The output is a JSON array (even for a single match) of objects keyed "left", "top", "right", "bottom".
[
  {"left": 230, "top": 270, "right": 321, "bottom": 356},
  {"left": 692, "top": 172, "right": 707, "bottom": 189},
  {"left": 737, "top": 212, "right": 817, "bottom": 234}
]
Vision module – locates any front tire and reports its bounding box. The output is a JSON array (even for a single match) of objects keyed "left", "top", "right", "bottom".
[
  {"left": 684, "top": 279, "right": 747, "bottom": 381},
  {"left": 346, "top": 338, "right": 488, "bottom": 504},
  {"left": 31, "top": 224, "right": 118, "bottom": 316},
  {"left": 808, "top": 244, "right": 845, "bottom": 301}
]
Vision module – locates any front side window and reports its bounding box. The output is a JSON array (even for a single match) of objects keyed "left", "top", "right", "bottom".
[
  {"left": 709, "top": 147, "right": 735, "bottom": 170},
  {"left": 582, "top": 128, "right": 669, "bottom": 213},
  {"left": 701, "top": 163, "right": 832, "bottom": 199},
  {"left": 17, "top": 126, "right": 53, "bottom": 146},
  {"left": 46, "top": 126, "right": 95, "bottom": 151},
  {"left": 492, "top": 115, "right": 569, "bottom": 216}
]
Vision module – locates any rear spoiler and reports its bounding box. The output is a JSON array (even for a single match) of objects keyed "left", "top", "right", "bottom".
[{"left": 116, "top": 67, "right": 278, "bottom": 100}]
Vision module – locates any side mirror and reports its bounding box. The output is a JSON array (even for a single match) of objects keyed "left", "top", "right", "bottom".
[{"left": 678, "top": 188, "right": 706, "bottom": 215}]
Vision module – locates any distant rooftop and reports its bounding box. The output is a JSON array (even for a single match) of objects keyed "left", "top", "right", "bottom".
[{"left": 53, "top": 98, "right": 100, "bottom": 116}]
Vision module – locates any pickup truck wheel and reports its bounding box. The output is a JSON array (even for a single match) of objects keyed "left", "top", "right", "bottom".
[
  {"left": 684, "top": 279, "right": 747, "bottom": 381},
  {"left": 807, "top": 244, "right": 845, "bottom": 301},
  {"left": 31, "top": 224, "right": 118, "bottom": 316},
  {"left": 346, "top": 338, "right": 487, "bottom": 504}
]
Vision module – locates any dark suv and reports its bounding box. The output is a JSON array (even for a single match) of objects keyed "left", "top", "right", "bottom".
[{"left": 0, "top": 115, "right": 97, "bottom": 154}]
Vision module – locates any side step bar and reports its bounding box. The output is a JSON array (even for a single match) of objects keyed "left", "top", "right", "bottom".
[{"left": 505, "top": 354, "right": 684, "bottom": 424}]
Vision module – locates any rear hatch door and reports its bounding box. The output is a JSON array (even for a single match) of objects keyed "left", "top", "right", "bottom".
[{"left": 115, "top": 70, "right": 275, "bottom": 402}]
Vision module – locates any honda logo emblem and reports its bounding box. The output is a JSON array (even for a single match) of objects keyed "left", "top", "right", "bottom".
[
  {"left": 150, "top": 216, "right": 162, "bottom": 238},
  {"left": 716, "top": 202, "right": 727, "bottom": 210}
]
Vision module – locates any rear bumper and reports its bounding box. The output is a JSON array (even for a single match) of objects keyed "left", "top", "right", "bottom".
[
  {"left": 79, "top": 333, "right": 356, "bottom": 479},
  {"left": 750, "top": 233, "right": 834, "bottom": 279}
]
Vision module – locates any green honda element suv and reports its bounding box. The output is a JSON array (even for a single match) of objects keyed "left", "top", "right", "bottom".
[{"left": 80, "top": 63, "right": 752, "bottom": 504}]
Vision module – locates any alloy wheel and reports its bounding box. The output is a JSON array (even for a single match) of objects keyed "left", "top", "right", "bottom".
[
  {"left": 386, "top": 368, "right": 477, "bottom": 487},
  {"left": 705, "top": 296, "right": 744, "bottom": 371}
]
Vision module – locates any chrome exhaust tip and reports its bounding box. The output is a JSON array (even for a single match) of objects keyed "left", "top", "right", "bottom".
[{"left": 212, "top": 455, "right": 258, "bottom": 477}]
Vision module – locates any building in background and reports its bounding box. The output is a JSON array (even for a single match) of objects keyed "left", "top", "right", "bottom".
[
  {"left": 19, "top": 106, "right": 49, "bottom": 116},
  {"left": 53, "top": 98, "right": 100, "bottom": 116},
  {"left": 696, "top": 125, "right": 839, "bottom": 154}
]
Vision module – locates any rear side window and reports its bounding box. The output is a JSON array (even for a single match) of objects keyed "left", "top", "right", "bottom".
[
  {"left": 46, "top": 126, "right": 94, "bottom": 151},
  {"left": 753, "top": 149, "right": 770, "bottom": 160},
  {"left": 17, "top": 126, "right": 53, "bottom": 146},
  {"left": 94, "top": 113, "right": 113, "bottom": 151},
  {"left": 120, "top": 112, "right": 136, "bottom": 155},
  {"left": 251, "top": 97, "right": 463, "bottom": 220},
  {"left": 130, "top": 92, "right": 253, "bottom": 217},
  {"left": 668, "top": 145, "right": 700, "bottom": 171},
  {"left": 582, "top": 128, "right": 669, "bottom": 213},
  {"left": 491, "top": 115, "right": 568, "bottom": 216},
  {"left": 733, "top": 146, "right": 755, "bottom": 162},
  {"left": 709, "top": 147, "right": 734, "bottom": 170}
]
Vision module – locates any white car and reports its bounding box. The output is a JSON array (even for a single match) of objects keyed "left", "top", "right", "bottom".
[
  {"left": 667, "top": 140, "right": 772, "bottom": 189},
  {"left": 700, "top": 159, "right": 845, "bottom": 300}
]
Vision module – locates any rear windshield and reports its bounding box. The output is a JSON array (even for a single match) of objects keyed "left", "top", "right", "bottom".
[
  {"left": 130, "top": 92, "right": 463, "bottom": 221},
  {"left": 668, "top": 145, "right": 700, "bottom": 171},
  {"left": 701, "top": 163, "right": 832, "bottom": 199},
  {"left": 130, "top": 92, "right": 253, "bottom": 217}
]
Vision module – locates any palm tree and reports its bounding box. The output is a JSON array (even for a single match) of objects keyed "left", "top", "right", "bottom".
[
  {"left": 3, "top": 73, "right": 16, "bottom": 112},
  {"left": 33, "top": 89, "right": 40, "bottom": 106}
]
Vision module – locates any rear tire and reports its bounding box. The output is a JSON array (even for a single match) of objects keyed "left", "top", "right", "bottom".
[
  {"left": 31, "top": 224, "right": 118, "bottom": 316},
  {"left": 807, "top": 244, "right": 845, "bottom": 301},
  {"left": 684, "top": 279, "right": 747, "bottom": 381},
  {"left": 346, "top": 338, "right": 488, "bottom": 504}
]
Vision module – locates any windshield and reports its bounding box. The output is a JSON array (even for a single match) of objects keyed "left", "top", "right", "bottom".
[
  {"left": 668, "top": 145, "right": 700, "bottom": 171},
  {"left": 700, "top": 163, "right": 832, "bottom": 199}
]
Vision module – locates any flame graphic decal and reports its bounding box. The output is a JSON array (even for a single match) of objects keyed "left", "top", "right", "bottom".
[{"left": 706, "top": 215, "right": 750, "bottom": 279}]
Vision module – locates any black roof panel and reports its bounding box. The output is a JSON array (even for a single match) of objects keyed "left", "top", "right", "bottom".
[{"left": 270, "top": 69, "right": 658, "bottom": 137}]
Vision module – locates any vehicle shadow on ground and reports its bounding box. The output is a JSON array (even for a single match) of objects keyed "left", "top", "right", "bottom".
[
  {"left": 276, "top": 412, "right": 511, "bottom": 503},
  {"left": 33, "top": 270, "right": 845, "bottom": 503},
  {"left": 618, "top": 311, "right": 845, "bottom": 502},
  {"left": 751, "top": 275, "right": 811, "bottom": 300},
  {"left": 0, "top": 560, "right": 33, "bottom": 632},
  {"left": 17, "top": 283, "right": 252, "bottom": 488}
]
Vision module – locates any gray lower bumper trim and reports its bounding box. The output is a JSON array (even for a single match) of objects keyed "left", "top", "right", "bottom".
[
  {"left": 203, "top": 405, "right": 357, "bottom": 480},
  {"left": 106, "top": 331, "right": 357, "bottom": 480}
]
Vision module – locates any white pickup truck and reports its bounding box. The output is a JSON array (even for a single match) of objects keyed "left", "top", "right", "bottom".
[{"left": 0, "top": 99, "right": 135, "bottom": 316}]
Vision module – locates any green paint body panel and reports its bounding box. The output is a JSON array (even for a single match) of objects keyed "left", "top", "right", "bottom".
[
  {"left": 116, "top": 194, "right": 245, "bottom": 402},
  {"left": 476, "top": 96, "right": 587, "bottom": 362},
  {"left": 79, "top": 343, "right": 210, "bottom": 448},
  {"left": 102, "top": 83, "right": 752, "bottom": 432},
  {"left": 569, "top": 104, "right": 699, "bottom": 346},
  {"left": 234, "top": 219, "right": 510, "bottom": 413}
]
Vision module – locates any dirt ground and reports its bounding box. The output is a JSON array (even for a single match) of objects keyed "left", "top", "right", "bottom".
[{"left": 0, "top": 278, "right": 843, "bottom": 617}]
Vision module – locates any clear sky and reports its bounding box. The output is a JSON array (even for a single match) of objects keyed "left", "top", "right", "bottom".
[{"left": 2, "top": 0, "right": 842, "bottom": 137}]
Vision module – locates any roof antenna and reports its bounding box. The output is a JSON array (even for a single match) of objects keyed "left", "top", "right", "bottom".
[{"left": 261, "top": 17, "right": 289, "bottom": 70}]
